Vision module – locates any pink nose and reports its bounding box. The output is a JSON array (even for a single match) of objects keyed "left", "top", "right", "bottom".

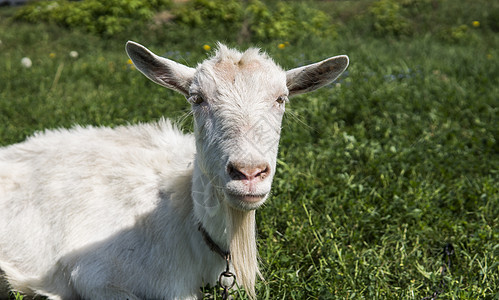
[{"left": 227, "top": 162, "right": 271, "bottom": 182}]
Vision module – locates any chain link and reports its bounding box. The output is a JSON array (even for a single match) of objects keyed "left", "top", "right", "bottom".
[{"left": 219, "top": 254, "right": 236, "bottom": 300}]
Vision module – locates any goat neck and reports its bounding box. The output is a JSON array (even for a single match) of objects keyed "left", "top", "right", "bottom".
[{"left": 192, "top": 161, "right": 259, "bottom": 299}]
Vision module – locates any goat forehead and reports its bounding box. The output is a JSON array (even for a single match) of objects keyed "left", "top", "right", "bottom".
[
  {"left": 193, "top": 45, "right": 286, "bottom": 94},
  {"left": 194, "top": 64, "right": 286, "bottom": 103}
]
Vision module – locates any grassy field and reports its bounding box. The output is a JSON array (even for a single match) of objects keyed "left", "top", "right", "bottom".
[{"left": 0, "top": 0, "right": 498, "bottom": 299}]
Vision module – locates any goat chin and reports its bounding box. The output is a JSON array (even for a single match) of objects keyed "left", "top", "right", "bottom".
[{"left": 225, "top": 192, "right": 268, "bottom": 211}]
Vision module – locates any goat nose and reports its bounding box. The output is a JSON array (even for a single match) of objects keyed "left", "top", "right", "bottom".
[{"left": 227, "top": 162, "right": 271, "bottom": 182}]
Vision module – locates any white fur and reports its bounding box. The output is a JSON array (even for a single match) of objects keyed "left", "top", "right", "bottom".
[{"left": 0, "top": 42, "right": 348, "bottom": 299}]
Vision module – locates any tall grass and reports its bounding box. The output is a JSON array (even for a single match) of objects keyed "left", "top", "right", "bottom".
[{"left": 0, "top": 1, "right": 497, "bottom": 299}]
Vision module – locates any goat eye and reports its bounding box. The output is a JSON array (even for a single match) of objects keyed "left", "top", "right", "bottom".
[
  {"left": 276, "top": 96, "right": 288, "bottom": 104},
  {"left": 188, "top": 95, "right": 204, "bottom": 105}
]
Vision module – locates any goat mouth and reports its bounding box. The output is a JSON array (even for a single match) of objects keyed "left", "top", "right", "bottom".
[{"left": 226, "top": 192, "right": 267, "bottom": 203}]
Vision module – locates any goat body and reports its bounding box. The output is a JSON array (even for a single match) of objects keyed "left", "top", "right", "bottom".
[{"left": 0, "top": 42, "right": 348, "bottom": 299}]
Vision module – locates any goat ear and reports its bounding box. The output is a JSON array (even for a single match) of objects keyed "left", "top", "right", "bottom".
[
  {"left": 286, "top": 55, "right": 349, "bottom": 97},
  {"left": 126, "top": 41, "right": 195, "bottom": 96}
]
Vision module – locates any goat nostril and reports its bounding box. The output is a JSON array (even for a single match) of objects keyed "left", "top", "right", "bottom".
[
  {"left": 227, "top": 163, "right": 247, "bottom": 180},
  {"left": 258, "top": 166, "right": 270, "bottom": 179}
]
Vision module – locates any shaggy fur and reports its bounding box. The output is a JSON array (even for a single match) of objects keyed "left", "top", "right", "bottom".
[{"left": 0, "top": 42, "right": 348, "bottom": 299}]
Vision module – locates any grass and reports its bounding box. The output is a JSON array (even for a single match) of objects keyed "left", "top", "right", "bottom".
[{"left": 1, "top": 1, "right": 498, "bottom": 299}]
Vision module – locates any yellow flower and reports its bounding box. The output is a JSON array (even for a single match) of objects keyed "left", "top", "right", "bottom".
[
  {"left": 472, "top": 21, "right": 480, "bottom": 27},
  {"left": 487, "top": 53, "right": 493, "bottom": 60},
  {"left": 49, "top": 53, "right": 56, "bottom": 58},
  {"left": 126, "top": 59, "right": 135, "bottom": 70},
  {"left": 278, "top": 43, "right": 286, "bottom": 49},
  {"left": 203, "top": 44, "right": 211, "bottom": 51}
]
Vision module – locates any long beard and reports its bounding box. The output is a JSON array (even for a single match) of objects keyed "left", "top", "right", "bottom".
[{"left": 226, "top": 206, "right": 260, "bottom": 299}]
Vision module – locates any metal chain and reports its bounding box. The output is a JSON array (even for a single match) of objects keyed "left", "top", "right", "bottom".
[
  {"left": 423, "top": 243, "right": 454, "bottom": 300},
  {"left": 219, "top": 254, "right": 236, "bottom": 300}
]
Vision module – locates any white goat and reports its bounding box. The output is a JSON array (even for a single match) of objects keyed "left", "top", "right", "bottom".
[{"left": 0, "top": 42, "right": 348, "bottom": 299}]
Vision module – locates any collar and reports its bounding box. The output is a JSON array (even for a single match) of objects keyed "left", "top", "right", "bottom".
[{"left": 198, "top": 223, "right": 230, "bottom": 260}]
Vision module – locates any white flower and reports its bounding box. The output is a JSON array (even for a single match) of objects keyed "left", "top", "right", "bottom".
[
  {"left": 21, "top": 57, "right": 32, "bottom": 68},
  {"left": 69, "top": 51, "right": 78, "bottom": 58}
]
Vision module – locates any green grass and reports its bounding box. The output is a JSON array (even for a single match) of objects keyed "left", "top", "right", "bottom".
[{"left": 1, "top": 1, "right": 498, "bottom": 299}]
